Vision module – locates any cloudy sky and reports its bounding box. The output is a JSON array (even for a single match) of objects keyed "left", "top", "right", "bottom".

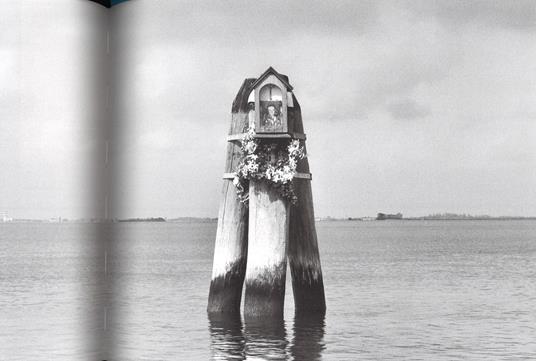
[
  {"left": 2, "top": 0, "right": 535, "bottom": 219},
  {"left": 114, "top": 0, "right": 536, "bottom": 219}
]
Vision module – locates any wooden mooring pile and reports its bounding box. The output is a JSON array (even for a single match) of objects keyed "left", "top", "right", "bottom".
[{"left": 208, "top": 67, "right": 326, "bottom": 319}]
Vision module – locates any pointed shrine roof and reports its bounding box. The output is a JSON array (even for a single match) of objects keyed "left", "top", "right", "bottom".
[{"left": 250, "top": 67, "right": 293, "bottom": 91}]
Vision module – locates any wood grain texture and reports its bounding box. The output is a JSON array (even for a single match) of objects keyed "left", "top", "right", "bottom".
[
  {"left": 244, "top": 180, "right": 289, "bottom": 318},
  {"left": 288, "top": 96, "right": 327, "bottom": 315},
  {"left": 207, "top": 109, "right": 250, "bottom": 314},
  {"left": 226, "top": 132, "right": 306, "bottom": 141},
  {"left": 209, "top": 74, "right": 326, "bottom": 317}
]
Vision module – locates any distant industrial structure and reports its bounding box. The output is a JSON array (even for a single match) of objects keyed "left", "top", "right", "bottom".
[{"left": 376, "top": 212, "right": 403, "bottom": 220}]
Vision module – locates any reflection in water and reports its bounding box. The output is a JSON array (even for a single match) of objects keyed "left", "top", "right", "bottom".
[
  {"left": 291, "top": 313, "right": 326, "bottom": 361},
  {"left": 208, "top": 312, "right": 325, "bottom": 360},
  {"left": 244, "top": 316, "right": 288, "bottom": 360},
  {"left": 208, "top": 313, "right": 246, "bottom": 360}
]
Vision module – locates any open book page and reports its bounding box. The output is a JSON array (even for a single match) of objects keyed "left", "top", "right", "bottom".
[
  {"left": 0, "top": 1, "right": 109, "bottom": 360},
  {"left": 2, "top": 0, "right": 536, "bottom": 360},
  {"left": 106, "top": 2, "right": 226, "bottom": 359},
  {"left": 108, "top": 1, "right": 536, "bottom": 360},
  {"left": 107, "top": 1, "right": 326, "bottom": 359}
]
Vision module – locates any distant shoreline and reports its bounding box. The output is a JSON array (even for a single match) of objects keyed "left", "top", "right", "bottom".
[
  {"left": 2, "top": 216, "right": 535, "bottom": 224},
  {"left": 0, "top": 217, "right": 219, "bottom": 223},
  {"left": 320, "top": 217, "right": 536, "bottom": 222}
]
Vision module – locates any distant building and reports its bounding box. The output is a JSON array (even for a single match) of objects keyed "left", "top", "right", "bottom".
[
  {"left": 376, "top": 212, "right": 403, "bottom": 220},
  {"left": 1, "top": 212, "right": 13, "bottom": 222}
]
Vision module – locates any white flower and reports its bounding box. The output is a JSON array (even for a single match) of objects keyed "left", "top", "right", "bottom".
[
  {"left": 245, "top": 161, "right": 258, "bottom": 174},
  {"left": 233, "top": 134, "right": 305, "bottom": 204},
  {"left": 244, "top": 141, "right": 257, "bottom": 153},
  {"left": 288, "top": 158, "right": 297, "bottom": 170}
]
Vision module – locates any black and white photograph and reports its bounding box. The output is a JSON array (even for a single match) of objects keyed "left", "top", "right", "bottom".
[{"left": 1, "top": 0, "right": 535, "bottom": 360}]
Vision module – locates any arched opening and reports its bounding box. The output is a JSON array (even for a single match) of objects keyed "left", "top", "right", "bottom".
[
  {"left": 259, "top": 84, "right": 283, "bottom": 101},
  {"left": 259, "top": 84, "right": 284, "bottom": 132}
]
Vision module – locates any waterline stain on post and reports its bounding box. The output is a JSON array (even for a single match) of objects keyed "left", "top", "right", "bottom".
[
  {"left": 207, "top": 80, "right": 253, "bottom": 314},
  {"left": 244, "top": 180, "right": 289, "bottom": 318},
  {"left": 208, "top": 68, "right": 326, "bottom": 317}
]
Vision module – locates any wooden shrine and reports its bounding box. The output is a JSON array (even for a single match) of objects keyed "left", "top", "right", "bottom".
[{"left": 207, "top": 67, "right": 326, "bottom": 318}]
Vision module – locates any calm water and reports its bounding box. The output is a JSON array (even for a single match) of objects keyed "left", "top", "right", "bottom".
[{"left": 1, "top": 220, "right": 535, "bottom": 360}]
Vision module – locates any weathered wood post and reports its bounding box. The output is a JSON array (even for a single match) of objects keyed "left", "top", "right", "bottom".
[
  {"left": 288, "top": 99, "right": 326, "bottom": 315},
  {"left": 208, "top": 67, "right": 326, "bottom": 317},
  {"left": 207, "top": 80, "right": 254, "bottom": 314},
  {"left": 244, "top": 180, "right": 290, "bottom": 317}
]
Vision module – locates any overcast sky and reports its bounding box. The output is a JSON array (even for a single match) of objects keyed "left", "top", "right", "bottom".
[
  {"left": 114, "top": 0, "right": 536, "bottom": 219},
  {"left": 1, "top": 1, "right": 105, "bottom": 220},
  {"left": 2, "top": 0, "right": 535, "bottom": 219}
]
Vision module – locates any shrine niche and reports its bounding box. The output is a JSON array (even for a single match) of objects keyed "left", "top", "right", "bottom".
[{"left": 252, "top": 67, "right": 293, "bottom": 135}]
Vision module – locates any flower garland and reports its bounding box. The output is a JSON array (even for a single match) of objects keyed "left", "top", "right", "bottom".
[{"left": 233, "top": 126, "right": 306, "bottom": 205}]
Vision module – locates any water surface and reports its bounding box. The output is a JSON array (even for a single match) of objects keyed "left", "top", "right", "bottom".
[{"left": 1, "top": 220, "right": 535, "bottom": 360}]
